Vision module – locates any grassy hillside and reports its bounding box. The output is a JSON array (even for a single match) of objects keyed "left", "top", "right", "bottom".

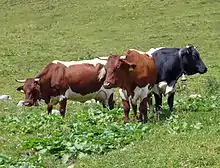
[{"left": 0, "top": 0, "right": 220, "bottom": 167}]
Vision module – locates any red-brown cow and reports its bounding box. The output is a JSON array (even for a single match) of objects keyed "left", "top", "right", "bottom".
[
  {"left": 16, "top": 61, "right": 115, "bottom": 117},
  {"left": 102, "top": 50, "right": 157, "bottom": 123}
]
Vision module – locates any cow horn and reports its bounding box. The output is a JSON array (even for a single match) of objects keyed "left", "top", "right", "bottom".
[
  {"left": 16, "top": 79, "right": 26, "bottom": 83},
  {"left": 120, "top": 55, "right": 126, "bottom": 59},
  {"left": 97, "top": 57, "right": 108, "bottom": 60},
  {"left": 34, "top": 78, "right": 40, "bottom": 82}
]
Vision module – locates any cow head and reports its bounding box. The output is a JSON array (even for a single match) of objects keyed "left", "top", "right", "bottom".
[
  {"left": 102, "top": 54, "right": 136, "bottom": 89},
  {"left": 16, "top": 78, "right": 41, "bottom": 106},
  {"left": 181, "top": 44, "right": 207, "bottom": 75}
]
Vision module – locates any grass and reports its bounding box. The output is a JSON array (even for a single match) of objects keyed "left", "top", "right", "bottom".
[{"left": 0, "top": 0, "right": 220, "bottom": 167}]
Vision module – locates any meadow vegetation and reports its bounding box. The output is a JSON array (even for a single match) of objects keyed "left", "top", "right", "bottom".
[{"left": 0, "top": 0, "right": 220, "bottom": 167}]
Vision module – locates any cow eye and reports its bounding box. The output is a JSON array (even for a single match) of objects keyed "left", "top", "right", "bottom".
[{"left": 194, "top": 54, "right": 199, "bottom": 60}]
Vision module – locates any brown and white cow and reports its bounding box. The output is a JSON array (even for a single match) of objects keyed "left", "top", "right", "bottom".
[
  {"left": 101, "top": 50, "right": 157, "bottom": 123},
  {"left": 16, "top": 58, "right": 115, "bottom": 117}
]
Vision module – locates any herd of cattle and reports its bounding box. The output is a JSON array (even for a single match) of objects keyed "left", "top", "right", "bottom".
[{"left": 16, "top": 44, "right": 207, "bottom": 123}]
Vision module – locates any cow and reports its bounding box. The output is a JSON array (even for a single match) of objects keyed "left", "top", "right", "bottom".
[
  {"left": 101, "top": 50, "right": 157, "bottom": 123},
  {"left": 145, "top": 44, "right": 207, "bottom": 114},
  {"left": 16, "top": 59, "right": 115, "bottom": 117}
]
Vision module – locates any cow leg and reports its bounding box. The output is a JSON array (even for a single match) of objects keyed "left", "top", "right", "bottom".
[
  {"left": 102, "top": 103, "right": 106, "bottom": 108},
  {"left": 59, "top": 98, "right": 67, "bottom": 117},
  {"left": 45, "top": 98, "right": 53, "bottom": 115},
  {"left": 147, "top": 93, "right": 153, "bottom": 111},
  {"left": 122, "top": 100, "right": 130, "bottom": 123},
  {"left": 167, "top": 92, "right": 175, "bottom": 113},
  {"left": 108, "top": 93, "right": 115, "bottom": 110},
  {"left": 154, "top": 93, "right": 162, "bottom": 114},
  {"left": 47, "top": 103, "right": 53, "bottom": 114},
  {"left": 139, "top": 97, "right": 148, "bottom": 123},
  {"left": 153, "top": 93, "right": 162, "bottom": 121},
  {"left": 131, "top": 103, "right": 138, "bottom": 121}
]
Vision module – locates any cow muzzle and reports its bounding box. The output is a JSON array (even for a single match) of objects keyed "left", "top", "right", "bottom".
[{"left": 199, "top": 67, "right": 207, "bottom": 74}]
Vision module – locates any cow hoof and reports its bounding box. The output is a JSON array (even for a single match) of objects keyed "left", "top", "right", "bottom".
[
  {"left": 124, "top": 118, "right": 130, "bottom": 124},
  {"left": 143, "top": 120, "right": 148, "bottom": 123},
  {"left": 132, "top": 116, "right": 138, "bottom": 121}
]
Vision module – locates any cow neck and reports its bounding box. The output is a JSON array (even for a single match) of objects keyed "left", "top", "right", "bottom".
[
  {"left": 120, "top": 72, "right": 136, "bottom": 96},
  {"left": 178, "top": 48, "right": 185, "bottom": 78}
]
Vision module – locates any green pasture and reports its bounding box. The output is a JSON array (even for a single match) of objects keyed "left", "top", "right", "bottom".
[{"left": 0, "top": 0, "right": 219, "bottom": 167}]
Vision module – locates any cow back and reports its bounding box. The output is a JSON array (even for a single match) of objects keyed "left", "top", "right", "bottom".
[
  {"left": 66, "top": 63, "right": 105, "bottom": 95},
  {"left": 124, "top": 50, "right": 157, "bottom": 87}
]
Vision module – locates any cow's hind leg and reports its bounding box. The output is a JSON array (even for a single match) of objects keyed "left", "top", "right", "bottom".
[
  {"left": 167, "top": 92, "right": 175, "bottom": 113},
  {"left": 122, "top": 100, "right": 130, "bottom": 123},
  {"left": 59, "top": 98, "right": 67, "bottom": 117},
  {"left": 154, "top": 93, "right": 162, "bottom": 120}
]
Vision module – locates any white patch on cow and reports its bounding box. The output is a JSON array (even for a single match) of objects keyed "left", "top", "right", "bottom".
[
  {"left": 119, "top": 89, "right": 128, "bottom": 101},
  {"left": 130, "top": 85, "right": 150, "bottom": 105},
  {"left": 153, "top": 81, "right": 176, "bottom": 96},
  {"left": 50, "top": 86, "right": 114, "bottom": 106},
  {"left": 158, "top": 81, "right": 167, "bottom": 90},
  {"left": 119, "top": 85, "right": 151, "bottom": 105},
  {"left": 146, "top": 47, "right": 164, "bottom": 56},
  {"left": 120, "top": 55, "right": 127, "bottom": 59},
  {"left": 127, "top": 47, "right": 164, "bottom": 57},
  {"left": 59, "top": 95, "right": 66, "bottom": 101},
  {"left": 52, "top": 58, "right": 107, "bottom": 67},
  {"left": 128, "top": 49, "right": 147, "bottom": 55},
  {"left": 98, "top": 56, "right": 109, "bottom": 60},
  {"left": 98, "top": 67, "right": 106, "bottom": 81},
  {"left": 165, "top": 85, "right": 175, "bottom": 95}
]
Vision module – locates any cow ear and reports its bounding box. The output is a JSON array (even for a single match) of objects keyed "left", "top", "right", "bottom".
[
  {"left": 120, "top": 59, "right": 136, "bottom": 71},
  {"left": 186, "top": 44, "right": 194, "bottom": 54},
  {"left": 181, "top": 48, "right": 191, "bottom": 55},
  {"left": 17, "top": 86, "right": 24, "bottom": 93}
]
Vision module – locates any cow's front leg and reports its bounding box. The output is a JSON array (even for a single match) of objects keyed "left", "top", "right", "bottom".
[
  {"left": 45, "top": 97, "right": 53, "bottom": 115},
  {"left": 139, "top": 97, "right": 148, "bottom": 123},
  {"left": 59, "top": 97, "right": 67, "bottom": 117},
  {"left": 108, "top": 93, "right": 115, "bottom": 110},
  {"left": 167, "top": 92, "right": 175, "bottom": 113},
  {"left": 122, "top": 100, "right": 130, "bottom": 123},
  {"left": 47, "top": 103, "right": 53, "bottom": 114}
]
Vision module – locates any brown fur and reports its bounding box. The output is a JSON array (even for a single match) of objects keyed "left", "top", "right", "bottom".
[
  {"left": 67, "top": 63, "right": 105, "bottom": 95},
  {"left": 123, "top": 50, "right": 157, "bottom": 88}
]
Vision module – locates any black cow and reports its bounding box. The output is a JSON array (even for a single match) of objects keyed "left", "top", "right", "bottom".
[{"left": 149, "top": 44, "right": 207, "bottom": 114}]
